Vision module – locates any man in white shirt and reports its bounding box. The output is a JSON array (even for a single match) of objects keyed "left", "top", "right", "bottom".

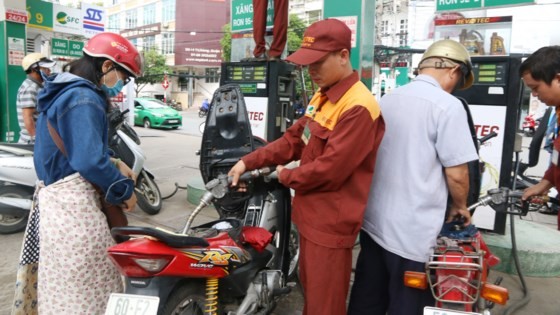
[{"left": 349, "top": 39, "right": 479, "bottom": 315}]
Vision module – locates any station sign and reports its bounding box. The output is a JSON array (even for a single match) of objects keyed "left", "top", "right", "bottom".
[
  {"left": 5, "top": 8, "right": 28, "bottom": 24},
  {"left": 231, "top": 0, "right": 273, "bottom": 32},
  {"left": 27, "top": 0, "right": 54, "bottom": 31},
  {"left": 26, "top": 0, "right": 105, "bottom": 38},
  {"left": 436, "top": 0, "right": 534, "bottom": 11}
]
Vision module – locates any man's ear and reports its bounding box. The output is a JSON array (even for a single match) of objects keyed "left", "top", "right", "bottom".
[{"left": 340, "top": 49, "right": 351, "bottom": 66}]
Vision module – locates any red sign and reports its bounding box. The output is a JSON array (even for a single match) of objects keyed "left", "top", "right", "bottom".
[
  {"left": 5, "top": 8, "right": 28, "bottom": 24},
  {"left": 162, "top": 75, "right": 169, "bottom": 89},
  {"left": 111, "top": 92, "right": 124, "bottom": 103}
]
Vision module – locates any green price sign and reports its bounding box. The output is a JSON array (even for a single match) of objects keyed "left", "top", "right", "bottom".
[
  {"left": 231, "top": 0, "right": 273, "bottom": 32},
  {"left": 239, "top": 83, "right": 257, "bottom": 94},
  {"left": 52, "top": 38, "right": 84, "bottom": 57},
  {"left": 27, "top": 0, "right": 54, "bottom": 30},
  {"left": 69, "top": 41, "right": 84, "bottom": 57},
  {"left": 52, "top": 38, "right": 68, "bottom": 56},
  {"left": 485, "top": 0, "right": 533, "bottom": 6}
]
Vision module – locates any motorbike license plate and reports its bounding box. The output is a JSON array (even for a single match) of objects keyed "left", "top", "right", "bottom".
[
  {"left": 168, "top": 120, "right": 179, "bottom": 123},
  {"left": 424, "top": 307, "right": 482, "bottom": 315},
  {"left": 105, "top": 293, "right": 159, "bottom": 315}
]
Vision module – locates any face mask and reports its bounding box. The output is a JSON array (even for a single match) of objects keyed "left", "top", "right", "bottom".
[{"left": 101, "top": 68, "right": 124, "bottom": 97}]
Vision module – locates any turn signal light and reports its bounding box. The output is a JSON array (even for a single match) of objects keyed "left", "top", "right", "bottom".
[
  {"left": 481, "top": 283, "right": 509, "bottom": 305},
  {"left": 404, "top": 271, "right": 428, "bottom": 290}
]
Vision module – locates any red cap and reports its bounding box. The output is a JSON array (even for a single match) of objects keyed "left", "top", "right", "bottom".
[{"left": 286, "top": 19, "right": 351, "bottom": 66}]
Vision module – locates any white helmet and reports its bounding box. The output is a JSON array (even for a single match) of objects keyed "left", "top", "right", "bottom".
[
  {"left": 419, "top": 40, "right": 474, "bottom": 90},
  {"left": 21, "top": 53, "right": 56, "bottom": 72}
]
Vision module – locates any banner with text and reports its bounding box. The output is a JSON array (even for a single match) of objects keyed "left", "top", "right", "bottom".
[
  {"left": 82, "top": 3, "right": 106, "bottom": 38},
  {"left": 25, "top": 0, "right": 106, "bottom": 37},
  {"left": 436, "top": 0, "right": 534, "bottom": 11},
  {"left": 231, "top": 0, "right": 273, "bottom": 32}
]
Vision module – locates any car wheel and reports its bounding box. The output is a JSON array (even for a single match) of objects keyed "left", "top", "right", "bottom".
[{"left": 143, "top": 118, "right": 151, "bottom": 128}]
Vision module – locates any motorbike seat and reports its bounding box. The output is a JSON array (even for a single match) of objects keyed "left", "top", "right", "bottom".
[{"left": 110, "top": 226, "right": 209, "bottom": 248}]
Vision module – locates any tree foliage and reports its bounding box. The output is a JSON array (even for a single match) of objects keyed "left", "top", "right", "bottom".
[
  {"left": 220, "top": 24, "right": 232, "bottom": 62},
  {"left": 287, "top": 14, "right": 306, "bottom": 53},
  {"left": 134, "top": 48, "right": 171, "bottom": 96}
]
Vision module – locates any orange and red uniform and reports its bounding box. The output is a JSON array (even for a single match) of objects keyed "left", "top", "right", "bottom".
[{"left": 242, "top": 71, "right": 385, "bottom": 314}]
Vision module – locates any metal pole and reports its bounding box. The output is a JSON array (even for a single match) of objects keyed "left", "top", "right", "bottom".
[
  {"left": 126, "top": 78, "right": 135, "bottom": 126},
  {"left": 188, "top": 71, "right": 194, "bottom": 108}
]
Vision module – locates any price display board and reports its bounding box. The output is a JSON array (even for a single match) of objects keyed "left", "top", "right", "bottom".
[
  {"left": 225, "top": 64, "right": 267, "bottom": 82},
  {"left": 472, "top": 62, "right": 507, "bottom": 85}
]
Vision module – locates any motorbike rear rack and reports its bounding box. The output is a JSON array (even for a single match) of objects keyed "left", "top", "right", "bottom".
[{"left": 426, "top": 237, "right": 484, "bottom": 305}]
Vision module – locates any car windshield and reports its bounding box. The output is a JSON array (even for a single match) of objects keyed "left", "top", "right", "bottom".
[{"left": 139, "top": 99, "right": 168, "bottom": 109}]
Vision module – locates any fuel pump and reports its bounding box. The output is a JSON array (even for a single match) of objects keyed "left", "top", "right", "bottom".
[
  {"left": 220, "top": 60, "right": 296, "bottom": 142},
  {"left": 454, "top": 55, "right": 526, "bottom": 234}
]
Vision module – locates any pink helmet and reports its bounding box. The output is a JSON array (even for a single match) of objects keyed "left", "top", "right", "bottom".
[{"left": 83, "top": 32, "right": 143, "bottom": 78}]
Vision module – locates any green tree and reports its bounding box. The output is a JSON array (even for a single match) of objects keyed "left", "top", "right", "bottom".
[
  {"left": 135, "top": 48, "right": 171, "bottom": 96},
  {"left": 286, "top": 15, "right": 312, "bottom": 101},
  {"left": 220, "top": 24, "right": 232, "bottom": 62},
  {"left": 287, "top": 14, "right": 306, "bottom": 53}
]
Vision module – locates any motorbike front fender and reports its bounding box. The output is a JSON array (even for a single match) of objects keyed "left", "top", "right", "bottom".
[
  {"left": 139, "top": 168, "right": 155, "bottom": 180},
  {"left": 0, "top": 197, "right": 32, "bottom": 215}
]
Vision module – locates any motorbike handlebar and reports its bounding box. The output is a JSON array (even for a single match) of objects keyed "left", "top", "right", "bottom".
[
  {"left": 234, "top": 166, "right": 277, "bottom": 183},
  {"left": 479, "top": 131, "right": 498, "bottom": 145}
]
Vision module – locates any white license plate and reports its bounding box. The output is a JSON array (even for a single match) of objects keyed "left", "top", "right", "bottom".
[
  {"left": 167, "top": 120, "right": 179, "bottom": 123},
  {"left": 105, "top": 293, "right": 159, "bottom": 315},
  {"left": 424, "top": 306, "right": 481, "bottom": 315}
]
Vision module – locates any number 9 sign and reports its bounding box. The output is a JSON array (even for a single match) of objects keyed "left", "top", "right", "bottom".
[{"left": 26, "top": 1, "right": 54, "bottom": 29}]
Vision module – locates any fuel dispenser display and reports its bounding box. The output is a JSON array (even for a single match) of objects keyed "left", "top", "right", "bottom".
[
  {"left": 220, "top": 60, "right": 296, "bottom": 142},
  {"left": 454, "top": 55, "right": 525, "bottom": 234}
]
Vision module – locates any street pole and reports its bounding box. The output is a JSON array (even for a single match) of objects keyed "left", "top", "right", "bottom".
[
  {"left": 188, "top": 70, "right": 193, "bottom": 108},
  {"left": 127, "top": 78, "right": 135, "bottom": 126}
]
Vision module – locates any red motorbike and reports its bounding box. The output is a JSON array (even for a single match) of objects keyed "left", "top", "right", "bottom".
[
  {"left": 522, "top": 114, "right": 538, "bottom": 137},
  {"left": 404, "top": 188, "right": 536, "bottom": 314},
  {"left": 105, "top": 167, "right": 297, "bottom": 315}
]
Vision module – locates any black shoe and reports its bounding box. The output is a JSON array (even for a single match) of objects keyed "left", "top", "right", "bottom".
[{"left": 241, "top": 54, "right": 268, "bottom": 62}]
